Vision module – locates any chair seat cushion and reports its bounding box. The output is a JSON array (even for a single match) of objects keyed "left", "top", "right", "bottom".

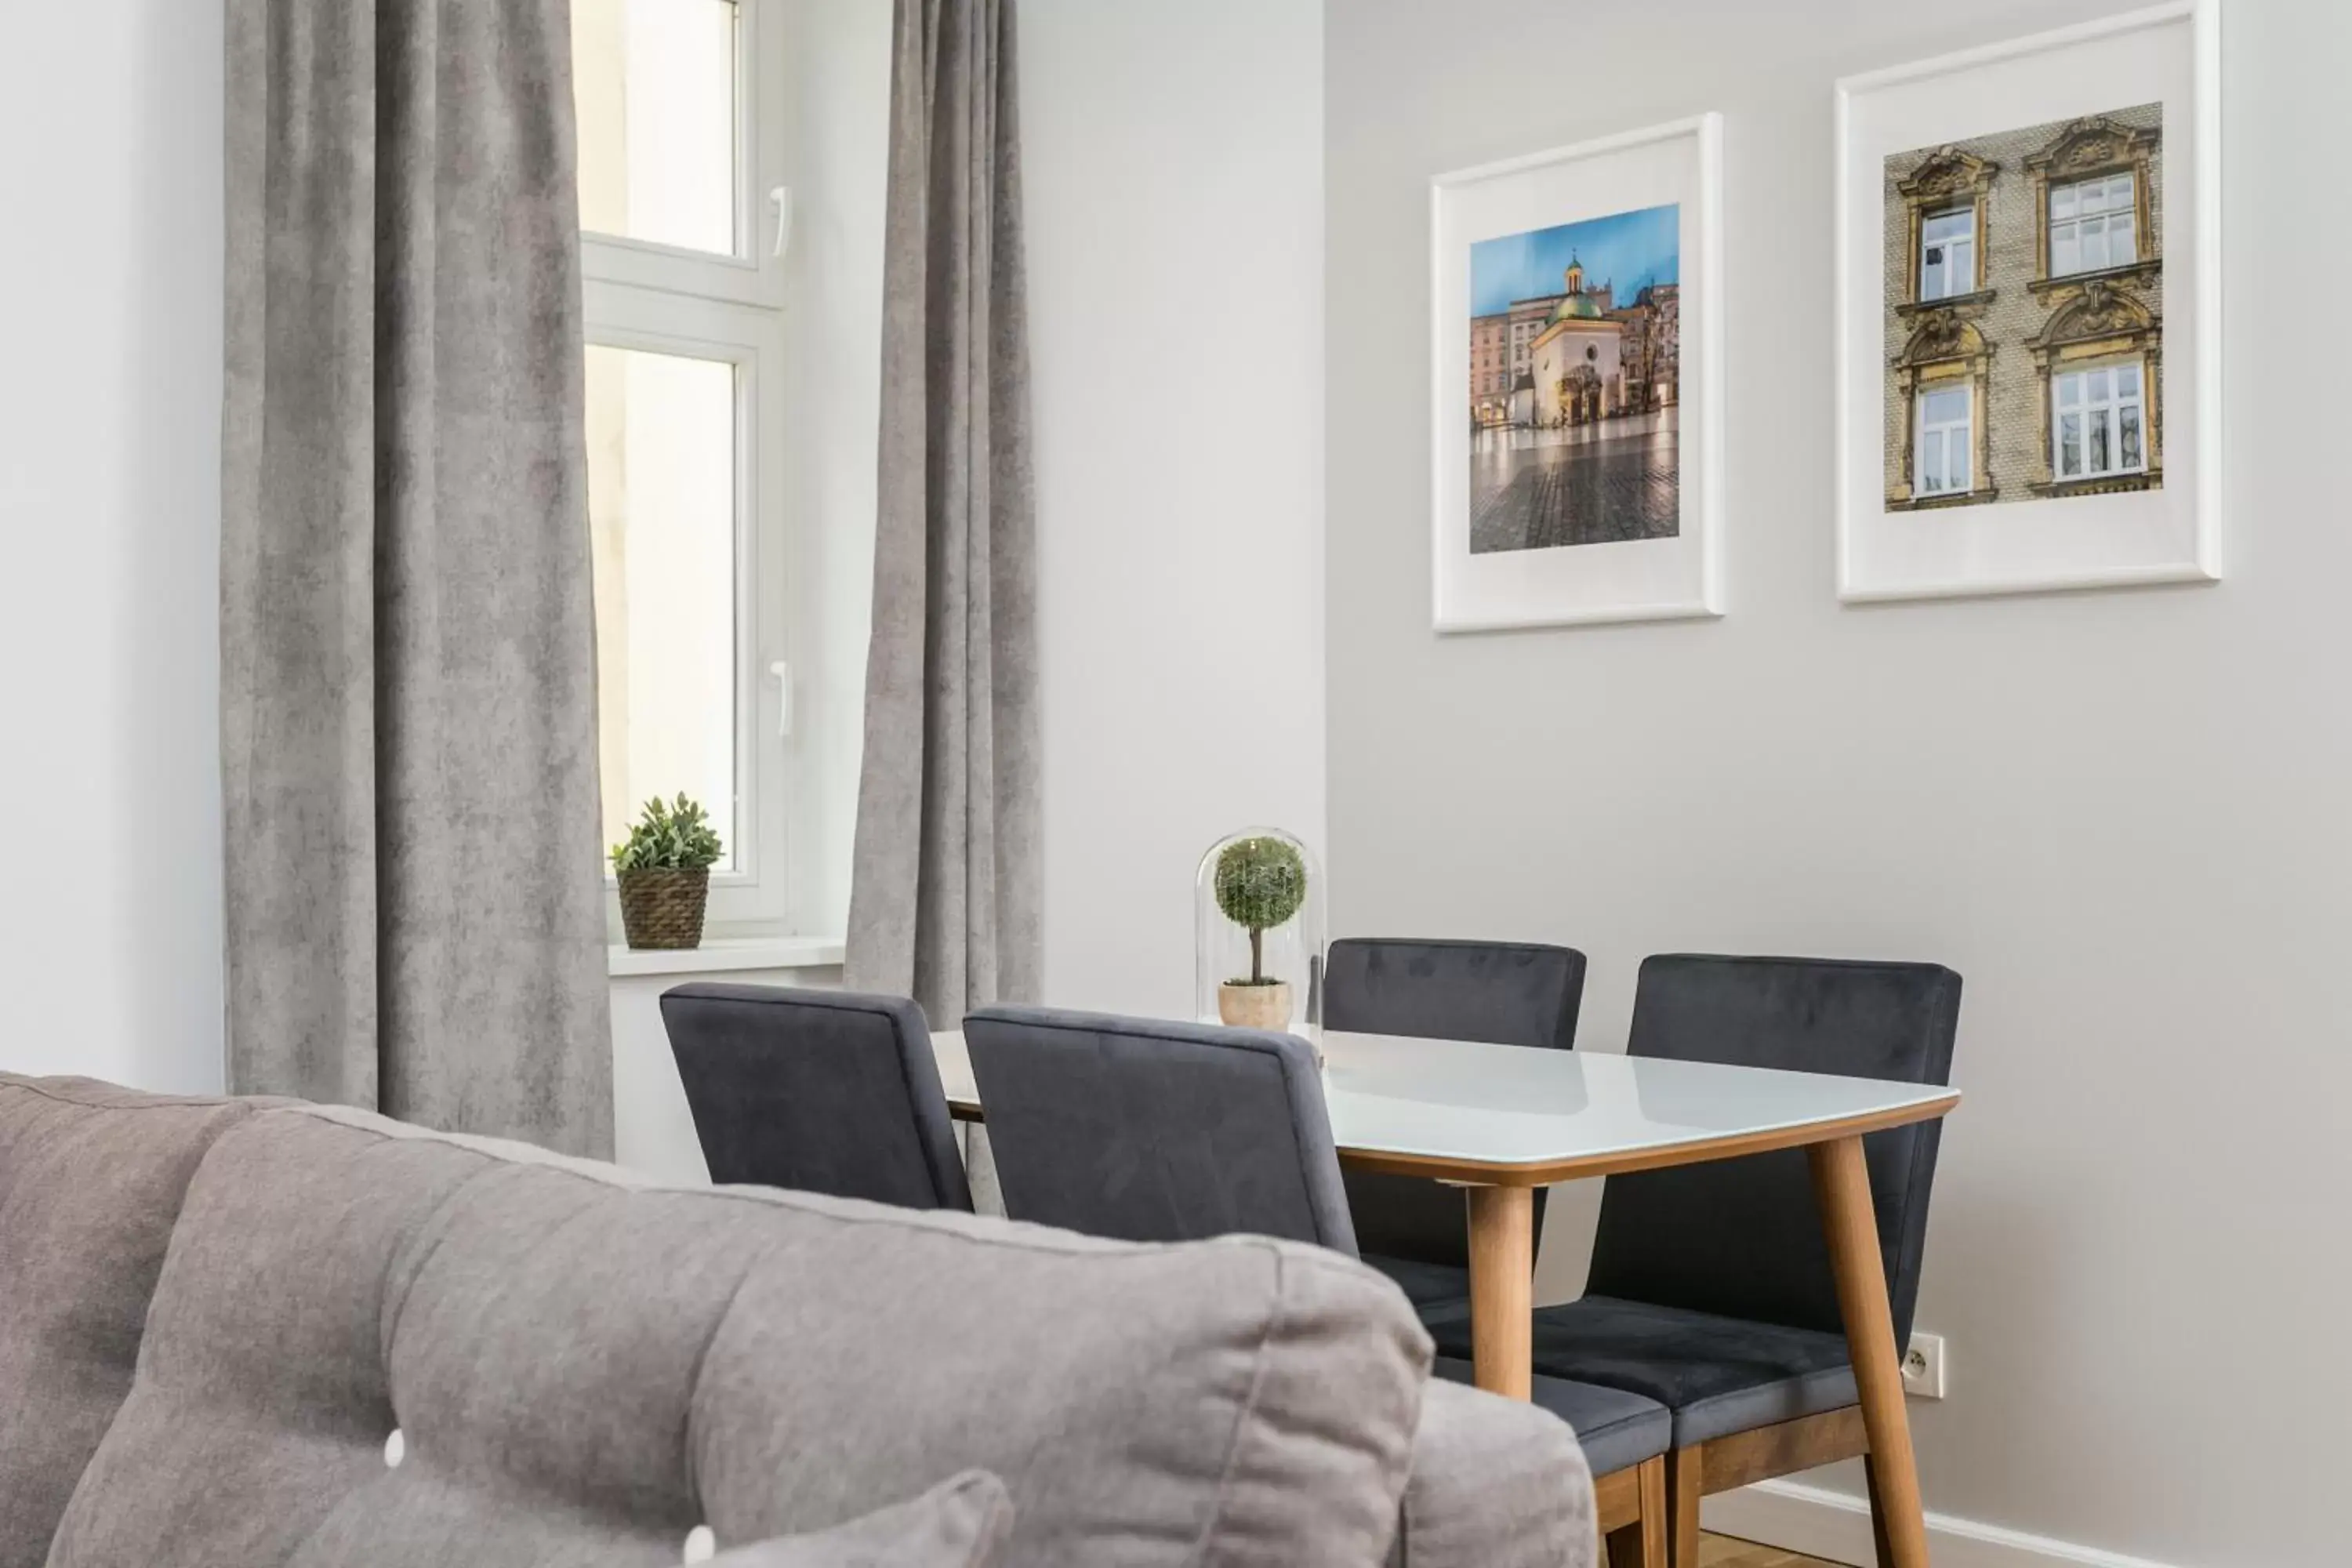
[
  {"left": 1362, "top": 1254, "right": 1471, "bottom": 1315},
  {"left": 1432, "top": 1359, "right": 1667, "bottom": 1478},
  {"left": 1431, "top": 1294, "right": 1857, "bottom": 1448}
]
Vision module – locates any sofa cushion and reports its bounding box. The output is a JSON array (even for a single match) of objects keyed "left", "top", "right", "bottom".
[
  {"left": 0, "top": 1076, "right": 259, "bottom": 1568},
  {"left": 1388, "top": 1379, "right": 1595, "bottom": 1568},
  {"left": 702, "top": 1472, "right": 1014, "bottom": 1566},
  {"left": 51, "top": 1101, "right": 1432, "bottom": 1568}
]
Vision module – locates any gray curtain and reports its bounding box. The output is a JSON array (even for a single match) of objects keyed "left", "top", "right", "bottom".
[
  {"left": 221, "top": 0, "right": 613, "bottom": 1157},
  {"left": 846, "top": 0, "right": 1041, "bottom": 1146}
]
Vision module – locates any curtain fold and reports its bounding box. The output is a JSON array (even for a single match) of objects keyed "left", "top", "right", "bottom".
[
  {"left": 222, "top": 0, "right": 612, "bottom": 1157},
  {"left": 846, "top": 0, "right": 1041, "bottom": 1142}
]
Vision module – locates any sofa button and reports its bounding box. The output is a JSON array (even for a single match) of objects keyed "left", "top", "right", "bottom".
[
  {"left": 683, "top": 1525, "right": 716, "bottom": 1563},
  {"left": 384, "top": 1429, "right": 405, "bottom": 1469}
]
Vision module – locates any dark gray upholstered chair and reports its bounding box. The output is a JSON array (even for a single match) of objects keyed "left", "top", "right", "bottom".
[
  {"left": 960, "top": 1005, "right": 1356, "bottom": 1251},
  {"left": 966, "top": 1002, "right": 1671, "bottom": 1566},
  {"left": 1431, "top": 954, "right": 1962, "bottom": 1568},
  {"left": 661, "top": 982, "right": 972, "bottom": 1211},
  {"left": 1322, "top": 938, "right": 1587, "bottom": 1314}
]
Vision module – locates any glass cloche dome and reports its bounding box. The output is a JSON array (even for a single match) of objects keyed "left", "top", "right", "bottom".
[{"left": 1195, "top": 827, "right": 1325, "bottom": 1037}]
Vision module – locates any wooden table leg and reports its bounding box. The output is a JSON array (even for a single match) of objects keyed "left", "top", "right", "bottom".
[
  {"left": 1465, "top": 1183, "right": 1534, "bottom": 1399},
  {"left": 1809, "top": 1134, "right": 1930, "bottom": 1568}
]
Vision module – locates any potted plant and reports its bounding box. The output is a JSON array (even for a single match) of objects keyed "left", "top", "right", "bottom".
[
  {"left": 612, "top": 793, "right": 724, "bottom": 950},
  {"left": 1213, "top": 834, "right": 1308, "bottom": 1030}
]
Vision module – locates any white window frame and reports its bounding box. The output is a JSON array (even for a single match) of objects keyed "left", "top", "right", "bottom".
[
  {"left": 1918, "top": 207, "right": 1975, "bottom": 301},
  {"left": 2051, "top": 360, "right": 2148, "bottom": 483},
  {"left": 583, "top": 0, "right": 794, "bottom": 935},
  {"left": 2049, "top": 172, "right": 2137, "bottom": 279},
  {"left": 1914, "top": 385, "right": 1973, "bottom": 498}
]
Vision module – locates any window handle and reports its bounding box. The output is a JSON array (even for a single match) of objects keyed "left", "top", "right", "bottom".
[
  {"left": 768, "top": 661, "right": 793, "bottom": 739},
  {"left": 768, "top": 185, "right": 793, "bottom": 260}
]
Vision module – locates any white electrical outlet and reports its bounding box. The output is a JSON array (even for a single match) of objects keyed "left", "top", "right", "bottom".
[{"left": 1900, "top": 1332, "right": 1946, "bottom": 1399}]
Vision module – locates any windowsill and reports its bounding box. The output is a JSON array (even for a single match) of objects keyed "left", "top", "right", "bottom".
[
  {"left": 2027, "top": 258, "right": 2161, "bottom": 296},
  {"left": 607, "top": 935, "right": 847, "bottom": 978},
  {"left": 1895, "top": 288, "right": 1994, "bottom": 318}
]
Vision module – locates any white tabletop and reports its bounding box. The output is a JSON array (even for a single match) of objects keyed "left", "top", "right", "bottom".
[{"left": 930, "top": 1028, "right": 1958, "bottom": 1185}]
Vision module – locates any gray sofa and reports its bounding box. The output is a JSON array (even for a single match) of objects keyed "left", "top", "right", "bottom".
[{"left": 0, "top": 1073, "right": 1595, "bottom": 1567}]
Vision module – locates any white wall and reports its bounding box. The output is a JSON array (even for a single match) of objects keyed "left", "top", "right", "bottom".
[
  {"left": 0, "top": 2, "right": 226, "bottom": 1092},
  {"left": 782, "top": 0, "right": 892, "bottom": 942},
  {"left": 1020, "top": 0, "right": 1327, "bottom": 1018},
  {"left": 1324, "top": 2, "right": 2350, "bottom": 1565}
]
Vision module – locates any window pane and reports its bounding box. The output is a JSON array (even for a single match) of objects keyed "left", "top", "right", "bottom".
[
  {"left": 586, "top": 345, "right": 739, "bottom": 869},
  {"left": 2088, "top": 368, "right": 2111, "bottom": 401},
  {"left": 2060, "top": 412, "right": 2082, "bottom": 477},
  {"left": 574, "top": 0, "right": 739, "bottom": 256},
  {"left": 1924, "top": 387, "right": 1968, "bottom": 423},
  {"left": 2053, "top": 230, "right": 2079, "bottom": 275},
  {"left": 2089, "top": 408, "right": 2111, "bottom": 473},
  {"left": 1921, "top": 430, "right": 1946, "bottom": 493},
  {"left": 1924, "top": 210, "right": 1971, "bottom": 243},
  {"left": 1950, "top": 430, "right": 1969, "bottom": 490},
  {"left": 2057, "top": 376, "right": 2080, "bottom": 408},
  {"left": 2121, "top": 404, "right": 2143, "bottom": 469}
]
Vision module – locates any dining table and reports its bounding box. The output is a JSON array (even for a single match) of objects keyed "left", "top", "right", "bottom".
[{"left": 931, "top": 1025, "right": 1960, "bottom": 1568}]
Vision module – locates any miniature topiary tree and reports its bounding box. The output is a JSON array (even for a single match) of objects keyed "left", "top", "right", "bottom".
[{"left": 1214, "top": 835, "right": 1308, "bottom": 989}]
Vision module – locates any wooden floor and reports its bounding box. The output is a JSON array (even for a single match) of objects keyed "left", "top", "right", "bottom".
[{"left": 1699, "top": 1534, "right": 1840, "bottom": 1568}]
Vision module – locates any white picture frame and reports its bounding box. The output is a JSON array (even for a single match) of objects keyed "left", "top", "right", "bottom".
[
  {"left": 1431, "top": 114, "right": 1723, "bottom": 633},
  {"left": 1835, "top": 0, "right": 2222, "bottom": 603}
]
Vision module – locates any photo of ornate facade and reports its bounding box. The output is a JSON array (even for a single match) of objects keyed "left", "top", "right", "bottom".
[
  {"left": 1466, "top": 204, "right": 1681, "bottom": 554},
  {"left": 1882, "top": 103, "right": 2163, "bottom": 511}
]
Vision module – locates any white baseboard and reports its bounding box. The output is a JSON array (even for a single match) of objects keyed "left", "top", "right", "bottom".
[{"left": 1703, "top": 1479, "right": 2190, "bottom": 1568}]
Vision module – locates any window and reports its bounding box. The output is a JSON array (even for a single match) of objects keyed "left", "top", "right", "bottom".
[
  {"left": 2053, "top": 363, "right": 2147, "bottom": 481},
  {"left": 1915, "top": 387, "right": 1972, "bottom": 498},
  {"left": 574, "top": 0, "right": 793, "bottom": 931},
  {"left": 1918, "top": 209, "right": 1974, "bottom": 300},
  {"left": 575, "top": 0, "right": 739, "bottom": 256},
  {"left": 2049, "top": 173, "right": 2136, "bottom": 277}
]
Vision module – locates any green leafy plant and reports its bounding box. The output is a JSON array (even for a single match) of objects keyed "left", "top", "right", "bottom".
[
  {"left": 1214, "top": 836, "right": 1308, "bottom": 986},
  {"left": 610, "top": 793, "right": 724, "bottom": 874}
]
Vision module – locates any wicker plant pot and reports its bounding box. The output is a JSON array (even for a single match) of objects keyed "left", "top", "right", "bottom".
[{"left": 617, "top": 867, "right": 710, "bottom": 950}]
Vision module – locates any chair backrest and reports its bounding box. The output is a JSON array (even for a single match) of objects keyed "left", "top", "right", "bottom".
[
  {"left": 1587, "top": 955, "right": 1962, "bottom": 1341},
  {"left": 660, "top": 982, "right": 972, "bottom": 1211},
  {"left": 962, "top": 1005, "right": 1357, "bottom": 1254},
  {"left": 1323, "top": 938, "right": 1587, "bottom": 1268},
  {"left": 1322, "top": 938, "right": 1587, "bottom": 1051}
]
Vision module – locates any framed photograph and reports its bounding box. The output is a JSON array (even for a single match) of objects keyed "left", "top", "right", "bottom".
[
  {"left": 1835, "top": 0, "right": 2221, "bottom": 602},
  {"left": 1431, "top": 114, "right": 1722, "bottom": 633}
]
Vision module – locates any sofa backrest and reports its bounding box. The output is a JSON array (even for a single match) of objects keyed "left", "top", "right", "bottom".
[
  {"left": 0, "top": 1076, "right": 263, "bottom": 1568},
  {"left": 44, "top": 1096, "right": 1432, "bottom": 1568},
  {"left": 0, "top": 1072, "right": 269, "bottom": 1568}
]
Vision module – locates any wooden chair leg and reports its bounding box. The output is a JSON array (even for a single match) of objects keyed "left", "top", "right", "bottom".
[
  {"left": 1602, "top": 1457, "right": 1668, "bottom": 1568},
  {"left": 1864, "top": 1451, "right": 1896, "bottom": 1567},
  {"left": 1639, "top": 1455, "right": 1668, "bottom": 1568},
  {"left": 1666, "top": 1446, "right": 1703, "bottom": 1568}
]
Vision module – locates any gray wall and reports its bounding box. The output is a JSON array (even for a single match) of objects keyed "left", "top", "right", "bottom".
[
  {"left": 1024, "top": 0, "right": 1326, "bottom": 1019},
  {"left": 1326, "top": 2, "right": 2347, "bottom": 1563}
]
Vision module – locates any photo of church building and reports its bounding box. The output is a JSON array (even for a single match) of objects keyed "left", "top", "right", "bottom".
[
  {"left": 1466, "top": 204, "right": 1681, "bottom": 554},
  {"left": 1882, "top": 103, "right": 2163, "bottom": 511}
]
